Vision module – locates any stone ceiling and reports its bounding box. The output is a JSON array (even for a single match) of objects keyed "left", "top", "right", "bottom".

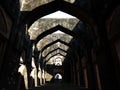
[
  {"left": 19, "top": 0, "right": 76, "bottom": 11},
  {"left": 37, "top": 32, "right": 73, "bottom": 51},
  {"left": 46, "top": 50, "right": 66, "bottom": 60},
  {"left": 29, "top": 18, "right": 79, "bottom": 59},
  {"left": 23, "top": 0, "right": 80, "bottom": 62},
  {"left": 28, "top": 18, "right": 79, "bottom": 40},
  {"left": 42, "top": 42, "right": 69, "bottom": 57}
]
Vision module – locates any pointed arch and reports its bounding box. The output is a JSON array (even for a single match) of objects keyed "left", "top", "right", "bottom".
[
  {"left": 41, "top": 39, "right": 72, "bottom": 53},
  {"left": 35, "top": 25, "right": 81, "bottom": 44},
  {"left": 44, "top": 47, "right": 67, "bottom": 59},
  {"left": 46, "top": 53, "right": 66, "bottom": 63},
  {"left": 23, "top": 0, "right": 95, "bottom": 28}
]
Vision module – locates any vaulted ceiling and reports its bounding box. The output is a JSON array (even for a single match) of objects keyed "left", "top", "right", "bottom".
[{"left": 21, "top": 0, "right": 94, "bottom": 65}]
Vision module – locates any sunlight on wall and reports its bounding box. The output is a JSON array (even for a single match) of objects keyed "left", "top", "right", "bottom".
[
  {"left": 54, "top": 57, "right": 62, "bottom": 66},
  {"left": 18, "top": 64, "right": 28, "bottom": 89},
  {"left": 18, "top": 64, "right": 26, "bottom": 76},
  {"left": 45, "top": 72, "right": 53, "bottom": 82}
]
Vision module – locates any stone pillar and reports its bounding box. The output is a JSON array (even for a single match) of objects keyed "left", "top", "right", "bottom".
[
  {"left": 34, "top": 67, "right": 37, "bottom": 87},
  {"left": 81, "top": 56, "right": 88, "bottom": 88},
  {"left": 30, "top": 57, "right": 38, "bottom": 87},
  {"left": 31, "top": 43, "right": 40, "bottom": 87},
  {"left": 86, "top": 48, "right": 98, "bottom": 90},
  {"left": 96, "top": 19, "right": 120, "bottom": 90},
  {"left": 75, "top": 49, "right": 86, "bottom": 87},
  {"left": 25, "top": 38, "right": 33, "bottom": 89},
  {"left": 69, "top": 55, "right": 74, "bottom": 84},
  {"left": 17, "top": 73, "right": 23, "bottom": 90},
  {"left": 42, "top": 69, "right": 46, "bottom": 85},
  {"left": 25, "top": 61, "right": 32, "bottom": 89},
  {"left": 91, "top": 49, "right": 102, "bottom": 90},
  {"left": 18, "top": 63, "right": 28, "bottom": 89},
  {"left": 79, "top": 59, "right": 85, "bottom": 87},
  {"left": 37, "top": 52, "right": 43, "bottom": 86},
  {"left": 38, "top": 64, "right": 42, "bottom": 86},
  {"left": 71, "top": 52, "right": 77, "bottom": 85},
  {"left": 74, "top": 49, "right": 81, "bottom": 86}
]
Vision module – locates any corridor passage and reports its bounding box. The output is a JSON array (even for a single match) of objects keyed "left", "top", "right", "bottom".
[
  {"left": 30, "top": 83, "right": 88, "bottom": 90},
  {"left": 1, "top": 0, "right": 120, "bottom": 90}
]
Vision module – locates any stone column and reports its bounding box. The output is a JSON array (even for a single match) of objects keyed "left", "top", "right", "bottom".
[
  {"left": 42, "top": 68, "right": 46, "bottom": 85},
  {"left": 34, "top": 67, "right": 37, "bottom": 87},
  {"left": 38, "top": 64, "right": 42, "bottom": 86},
  {"left": 96, "top": 19, "right": 120, "bottom": 89},
  {"left": 82, "top": 56, "right": 88, "bottom": 88},
  {"left": 18, "top": 63, "right": 28, "bottom": 89},
  {"left": 91, "top": 49, "right": 102, "bottom": 90},
  {"left": 18, "top": 53, "right": 29, "bottom": 90},
  {"left": 74, "top": 49, "right": 81, "bottom": 86},
  {"left": 69, "top": 55, "right": 74, "bottom": 83},
  {"left": 30, "top": 57, "right": 38, "bottom": 87},
  {"left": 71, "top": 52, "right": 77, "bottom": 85},
  {"left": 79, "top": 58, "right": 85, "bottom": 87},
  {"left": 86, "top": 48, "right": 98, "bottom": 90}
]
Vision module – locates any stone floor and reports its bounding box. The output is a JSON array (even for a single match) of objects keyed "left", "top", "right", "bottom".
[{"left": 30, "top": 83, "right": 88, "bottom": 90}]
